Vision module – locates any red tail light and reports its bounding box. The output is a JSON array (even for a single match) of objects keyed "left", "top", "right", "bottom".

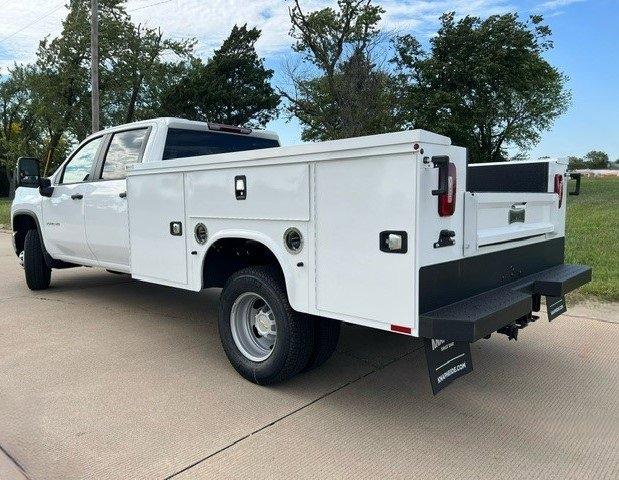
[
  {"left": 554, "top": 174, "right": 564, "bottom": 208},
  {"left": 438, "top": 163, "right": 457, "bottom": 217}
]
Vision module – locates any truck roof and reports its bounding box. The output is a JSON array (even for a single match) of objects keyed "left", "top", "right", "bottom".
[{"left": 90, "top": 117, "right": 280, "bottom": 143}]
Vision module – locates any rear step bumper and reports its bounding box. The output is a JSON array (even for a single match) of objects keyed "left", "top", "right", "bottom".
[{"left": 419, "top": 264, "right": 591, "bottom": 342}]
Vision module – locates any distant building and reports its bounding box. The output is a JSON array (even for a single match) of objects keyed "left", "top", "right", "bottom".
[{"left": 573, "top": 169, "right": 619, "bottom": 177}]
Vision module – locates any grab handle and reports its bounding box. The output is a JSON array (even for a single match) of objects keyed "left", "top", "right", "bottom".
[
  {"left": 431, "top": 156, "right": 449, "bottom": 196},
  {"left": 569, "top": 173, "right": 581, "bottom": 196}
]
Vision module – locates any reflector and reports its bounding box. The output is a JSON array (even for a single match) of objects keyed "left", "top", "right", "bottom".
[{"left": 554, "top": 174, "right": 564, "bottom": 208}]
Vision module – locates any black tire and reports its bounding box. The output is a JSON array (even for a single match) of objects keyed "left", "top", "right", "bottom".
[
  {"left": 303, "top": 316, "right": 341, "bottom": 372},
  {"left": 24, "top": 229, "right": 51, "bottom": 291},
  {"left": 218, "top": 266, "right": 314, "bottom": 385}
]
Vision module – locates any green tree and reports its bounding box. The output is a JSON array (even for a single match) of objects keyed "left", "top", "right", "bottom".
[
  {"left": 0, "top": 67, "right": 49, "bottom": 196},
  {"left": 158, "top": 25, "right": 279, "bottom": 127},
  {"left": 105, "top": 24, "right": 194, "bottom": 124},
  {"left": 392, "top": 13, "right": 570, "bottom": 163},
  {"left": 284, "top": 0, "right": 398, "bottom": 141},
  {"left": 583, "top": 150, "right": 609, "bottom": 169},
  {"left": 7, "top": 0, "right": 192, "bottom": 177},
  {"left": 568, "top": 156, "right": 585, "bottom": 170}
]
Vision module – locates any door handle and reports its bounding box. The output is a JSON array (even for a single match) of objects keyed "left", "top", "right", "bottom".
[
  {"left": 119, "top": 192, "right": 127, "bottom": 198},
  {"left": 71, "top": 194, "right": 83, "bottom": 200}
]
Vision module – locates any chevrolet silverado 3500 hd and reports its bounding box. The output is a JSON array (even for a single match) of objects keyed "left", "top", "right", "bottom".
[{"left": 11, "top": 118, "right": 590, "bottom": 392}]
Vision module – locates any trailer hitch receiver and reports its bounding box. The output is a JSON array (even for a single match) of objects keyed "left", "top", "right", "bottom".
[{"left": 497, "top": 324, "right": 520, "bottom": 341}]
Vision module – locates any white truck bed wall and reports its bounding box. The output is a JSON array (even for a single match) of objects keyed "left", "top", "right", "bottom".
[
  {"left": 127, "top": 130, "right": 564, "bottom": 336},
  {"left": 127, "top": 130, "right": 456, "bottom": 334}
]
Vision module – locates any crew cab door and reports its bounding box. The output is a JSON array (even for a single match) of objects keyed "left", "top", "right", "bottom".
[
  {"left": 41, "top": 136, "right": 104, "bottom": 262},
  {"left": 84, "top": 128, "right": 149, "bottom": 269}
]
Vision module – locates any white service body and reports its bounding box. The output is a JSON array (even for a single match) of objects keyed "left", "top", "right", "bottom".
[{"left": 11, "top": 118, "right": 573, "bottom": 338}]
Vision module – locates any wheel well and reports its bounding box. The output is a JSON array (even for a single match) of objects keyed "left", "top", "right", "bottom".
[
  {"left": 12, "top": 213, "right": 38, "bottom": 255},
  {"left": 203, "top": 238, "right": 284, "bottom": 289}
]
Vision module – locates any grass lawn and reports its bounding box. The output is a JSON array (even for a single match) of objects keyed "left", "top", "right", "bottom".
[
  {"left": 0, "top": 197, "right": 10, "bottom": 228},
  {"left": 565, "top": 176, "right": 619, "bottom": 302},
  {"left": 0, "top": 176, "right": 616, "bottom": 300}
]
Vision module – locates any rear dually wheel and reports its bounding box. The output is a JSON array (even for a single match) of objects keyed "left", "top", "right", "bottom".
[{"left": 218, "top": 266, "right": 314, "bottom": 385}]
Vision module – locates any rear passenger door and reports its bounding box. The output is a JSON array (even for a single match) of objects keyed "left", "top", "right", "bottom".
[{"left": 84, "top": 128, "right": 149, "bottom": 270}]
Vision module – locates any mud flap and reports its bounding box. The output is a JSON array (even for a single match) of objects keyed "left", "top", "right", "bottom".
[
  {"left": 546, "top": 295, "right": 567, "bottom": 321},
  {"left": 424, "top": 339, "right": 473, "bottom": 394}
]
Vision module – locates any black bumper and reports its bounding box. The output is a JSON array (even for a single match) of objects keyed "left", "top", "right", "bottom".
[{"left": 419, "top": 263, "right": 591, "bottom": 342}]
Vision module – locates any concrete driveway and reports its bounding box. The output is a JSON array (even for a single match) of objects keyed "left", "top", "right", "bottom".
[{"left": 0, "top": 232, "right": 617, "bottom": 480}]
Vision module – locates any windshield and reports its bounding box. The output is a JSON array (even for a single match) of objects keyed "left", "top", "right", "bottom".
[{"left": 163, "top": 128, "right": 279, "bottom": 160}]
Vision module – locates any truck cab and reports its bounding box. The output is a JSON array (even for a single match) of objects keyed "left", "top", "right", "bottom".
[{"left": 11, "top": 118, "right": 280, "bottom": 273}]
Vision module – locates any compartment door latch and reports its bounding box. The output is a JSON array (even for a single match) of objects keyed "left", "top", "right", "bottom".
[
  {"left": 235, "top": 175, "right": 247, "bottom": 200},
  {"left": 380, "top": 231, "right": 408, "bottom": 254},
  {"left": 434, "top": 229, "right": 455, "bottom": 249}
]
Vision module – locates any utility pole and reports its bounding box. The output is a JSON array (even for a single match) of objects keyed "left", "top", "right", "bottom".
[{"left": 90, "top": 0, "right": 100, "bottom": 132}]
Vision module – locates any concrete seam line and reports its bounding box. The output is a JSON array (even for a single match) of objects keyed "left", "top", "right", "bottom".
[
  {"left": 163, "top": 345, "right": 425, "bottom": 479},
  {"left": 563, "top": 313, "right": 619, "bottom": 324},
  {"left": 0, "top": 443, "right": 31, "bottom": 480},
  {"left": 0, "top": 280, "right": 135, "bottom": 306}
]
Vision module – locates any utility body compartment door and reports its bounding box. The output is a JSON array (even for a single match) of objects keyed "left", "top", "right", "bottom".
[
  {"left": 313, "top": 154, "right": 416, "bottom": 329},
  {"left": 127, "top": 172, "right": 188, "bottom": 287}
]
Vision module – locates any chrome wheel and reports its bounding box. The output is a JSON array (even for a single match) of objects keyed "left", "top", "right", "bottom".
[{"left": 230, "top": 292, "right": 277, "bottom": 362}]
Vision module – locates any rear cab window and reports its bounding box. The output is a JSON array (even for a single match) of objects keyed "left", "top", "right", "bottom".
[{"left": 162, "top": 128, "right": 279, "bottom": 160}]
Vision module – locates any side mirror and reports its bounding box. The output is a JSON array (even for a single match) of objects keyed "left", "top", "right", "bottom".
[
  {"left": 15, "top": 157, "right": 40, "bottom": 188},
  {"left": 568, "top": 172, "right": 581, "bottom": 196},
  {"left": 39, "top": 177, "right": 54, "bottom": 198}
]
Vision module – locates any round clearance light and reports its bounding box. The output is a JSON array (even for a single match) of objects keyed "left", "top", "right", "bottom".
[
  {"left": 284, "top": 227, "right": 303, "bottom": 254},
  {"left": 194, "top": 223, "right": 208, "bottom": 245}
]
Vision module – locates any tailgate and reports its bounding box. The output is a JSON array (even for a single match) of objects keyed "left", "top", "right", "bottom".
[
  {"left": 463, "top": 160, "right": 567, "bottom": 257},
  {"left": 463, "top": 191, "right": 558, "bottom": 256}
]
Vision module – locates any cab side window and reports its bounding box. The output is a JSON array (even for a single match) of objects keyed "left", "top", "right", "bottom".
[
  {"left": 61, "top": 137, "right": 103, "bottom": 184},
  {"left": 100, "top": 129, "right": 147, "bottom": 180}
]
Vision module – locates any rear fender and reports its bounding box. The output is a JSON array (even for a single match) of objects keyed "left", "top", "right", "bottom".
[{"left": 200, "top": 229, "right": 306, "bottom": 312}]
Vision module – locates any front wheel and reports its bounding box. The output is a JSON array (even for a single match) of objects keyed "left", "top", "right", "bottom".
[
  {"left": 218, "top": 266, "right": 314, "bottom": 385},
  {"left": 24, "top": 229, "right": 51, "bottom": 290}
]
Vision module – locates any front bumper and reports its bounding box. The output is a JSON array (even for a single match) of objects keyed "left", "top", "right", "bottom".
[{"left": 419, "top": 263, "right": 591, "bottom": 342}]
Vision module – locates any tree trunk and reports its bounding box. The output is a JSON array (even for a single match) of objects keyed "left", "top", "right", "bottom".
[
  {"left": 44, "top": 131, "right": 63, "bottom": 177},
  {"left": 5, "top": 166, "right": 15, "bottom": 200},
  {"left": 125, "top": 82, "right": 140, "bottom": 123}
]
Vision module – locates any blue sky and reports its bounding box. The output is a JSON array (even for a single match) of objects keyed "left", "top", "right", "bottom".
[
  {"left": 267, "top": 0, "right": 619, "bottom": 161},
  {"left": 1, "top": 0, "right": 617, "bottom": 160}
]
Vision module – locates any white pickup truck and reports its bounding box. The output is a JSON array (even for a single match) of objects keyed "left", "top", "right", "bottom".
[{"left": 11, "top": 117, "right": 590, "bottom": 392}]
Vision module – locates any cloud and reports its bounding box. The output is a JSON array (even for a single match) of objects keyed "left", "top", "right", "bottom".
[
  {"left": 0, "top": 0, "right": 516, "bottom": 74},
  {"left": 537, "top": 0, "right": 586, "bottom": 10}
]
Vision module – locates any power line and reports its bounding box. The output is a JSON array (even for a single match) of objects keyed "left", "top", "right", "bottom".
[
  {"left": 128, "top": 0, "right": 174, "bottom": 13},
  {"left": 0, "top": 2, "right": 65, "bottom": 44},
  {"left": 0, "top": 0, "right": 12, "bottom": 10}
]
